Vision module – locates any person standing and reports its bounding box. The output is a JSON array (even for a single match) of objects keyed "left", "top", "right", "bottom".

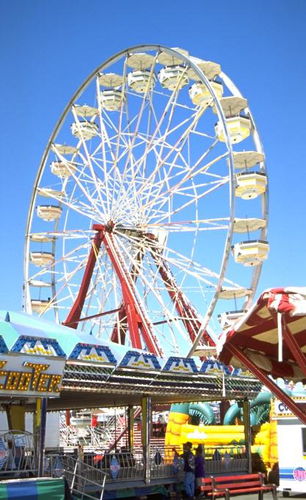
[
  {"left": 175, "top": 441, "right": 195, "bottom": 500},
  {"left": 195, "top": 445, "right": 205, "bottom": 497}
]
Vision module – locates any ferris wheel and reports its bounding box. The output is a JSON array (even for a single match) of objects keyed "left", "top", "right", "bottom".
[{"left": 24, "top": 45, "right": 269, "bottom": 358}]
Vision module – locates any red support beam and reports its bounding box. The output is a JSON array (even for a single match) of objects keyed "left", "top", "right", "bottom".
[
  {"left": 110, "top": 249, "right": 144, "bottom": 344},
  {"left": 63, "top": 223, "right": 162, "bottom": 355},
  {"left": 64, "top": 307, "right": 121, "bottom": 326},
  {"left": 103, "top": 232, "right": 161, "bottom": 356},
  {"left": 111, "top": 306, "right": 128, "bottom": 344},
  {"left": 151, "top": 249, "right": 215, "bottom": 347},
  {"left": 63, "top": 230, "right": 105, "bottom": 329},
  {"left": 281, "top": 315, "right": 306, "bottom": 378},
  {"left": 227, "top": 344, "right": 306, "bottom": 425}
]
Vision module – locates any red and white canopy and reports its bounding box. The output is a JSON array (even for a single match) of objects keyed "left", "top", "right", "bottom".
[{"left": 217, "top": 287, "right": 306, "bottom": 423}]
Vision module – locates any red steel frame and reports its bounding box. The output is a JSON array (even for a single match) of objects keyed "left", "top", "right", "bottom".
[
  {"left": 227, "top": 344, "right": 306, "bottom": 425},
  {"left": 63, "top": 224, "right": 163, "bottom": 355},
  {"left": 110, "top": 248, "right": 144, "bottom": 345},
  {"left": 63, "top": 230, "right": 105, "bottom": 328},
  {"left": 63, "top": 224, "right": 213, "bottom": 355},
  {"left": 151, "top": 248, "right": 215, "bottom": 347},
  {"left": 280, "top": 314, "right": 306, "bottom": 378}
]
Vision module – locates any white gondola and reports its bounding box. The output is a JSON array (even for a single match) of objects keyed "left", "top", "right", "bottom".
[
  {"left": 219, "top": 287, "right": 252, "bottom": 299},
  {"left": 215, "top": 116, "right": 251, "bottom": 144},
  {"left": 52, "top": 144, "right": 78, "bottom": 155},
  {"left": 29, "top": 279, "right": 52, "bottom": 287},
  {"left": 233, "top": 218, "right": 266, "bottom": 233},
  {"left": 37, "top": 188, "right": 65, "bottom": 199},
  {"left": 73, "top": 104, "right": 99, "bottom": 117},
  {"left": 30, "top": 233, "right": 55, "bottom": 243},
  {"left": 157, "top": 47, "right": 189, "bottom": 66},
  {"left": 100, "top": 90, "right": 123, "bottom": 111},
  {"left": 214, "top": 96, "right": 251, "bottom": 143},
  {"left": 187, "top": 57, "right": 221, "bottom": 80},
  {"left": 218, "top": 310, "right": 247, "bottom": 330},
  {"left": 235, "top": 172, "right": 267, "bottom": 199},
  {"left": 158, "top": 66, "right": 189, "bottom": 90},
  {"left": 127, "top": 52, "right": 155, "bottom": 69},
  {"left": 189, "top": 81, "right": 223, "bottom": 107},
  {"left": 50, "top": 161, "right": 76, "bottom": 178},
  {"left": 71, "top": 121, "right": 99, "bottom": 140},
  {"left": 98, "top": 73, "right": 124, "bottom": 88},
  {"left": 128, "top": 70, "right": 156, "bottom": 93},
  {"left": 36, "top": 205, "right": 62, "bottom": 221},
  {"left": 232, "top": 240, "right": 270, "bottom": 266},
  {"left": 31, "top": 300, "right": 51, "bottom": 313},
  {"left": 30, "top": 252, "right": 54, "bottom": 267},
  {"left": 212, "top": 96, "right": 248, "bottom": 117},
  {"left": 231, "top": 151, "right": 265, "bottom": 170}
]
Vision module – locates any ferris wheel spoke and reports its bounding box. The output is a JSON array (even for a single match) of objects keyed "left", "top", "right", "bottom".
[
  {"left": 95, "top": 108, "right": 130, "bottom": 215},
  {"left": 135, "top": 106, "right": 207, "bottom": 204},
  {"left": 114, "top": 234, "right": 190, "bottom": 349},
  {"left": 122, "top": 68, "right": 189, "bottom": 192},
  {"left": 142, "top": 147, "right": 226, "bottom": 216},
  {"left": 147, "top": 177, "right": 228, "bottom": 226},
  {"left": 116, "top": 229, "right": 219, "bottom": 291},
  {"left": 95, "top": 79, "right": 116, "bottom": 216},
  {"left": 51, "top": 147, "right": 106, "bottom": 219},
  {"left": 71, "top": 109, "right": 108, "bottom": 217},
  {"left": 120, "top": 61, "right": 159, "bottom": 184},
  {"left": 142, "top": 218, "right": 230, "bottom": 233},
  {"left": 113, "top": 58, "right": 129, "bottom": 167}
]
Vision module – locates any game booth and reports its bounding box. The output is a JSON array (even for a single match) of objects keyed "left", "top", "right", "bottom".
[
  {"left": 0, "top": 287, "right": 306, "bottom": 497},
  {"left": 217, "top": 287, "right": 306, "bottom": 495},
  {"left": 0, "top": 309, "right": 263, "bottom": 499}
]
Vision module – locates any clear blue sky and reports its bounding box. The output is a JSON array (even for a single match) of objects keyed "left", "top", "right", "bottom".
[{"left": 0, "top": 0, "right": 305, "bottom": 314}]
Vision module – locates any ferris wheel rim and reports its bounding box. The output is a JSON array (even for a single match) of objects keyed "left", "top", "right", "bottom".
[{"left": 24, "top": 44, "right": 268, "bottom": 356}]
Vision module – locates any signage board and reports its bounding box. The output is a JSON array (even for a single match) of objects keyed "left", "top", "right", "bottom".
[
  {"left": 273, "top": 399, "right": 306, "bottom": 419},
  {"left": 0, "top": 354, "right": 65, "bottom": 398}
]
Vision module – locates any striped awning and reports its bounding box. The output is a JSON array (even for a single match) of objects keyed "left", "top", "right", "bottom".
[{"left": 217, "top": 287, "right": 306, "bottom": 423}]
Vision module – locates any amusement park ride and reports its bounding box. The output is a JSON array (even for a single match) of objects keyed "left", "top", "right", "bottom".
[
  {"left": 24, "top": 44, "right": 269, "bottom": 358},
  {"left": 2, "top": 45, "right": 306, "bottom": 497}
]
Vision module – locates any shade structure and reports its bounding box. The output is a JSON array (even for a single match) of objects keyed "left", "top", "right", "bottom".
[
  {"left": 0, "top": 309, "right": 129, "bottom": 360},
  {"left": 0, "top": 309, "right": 263, "bottom": 408},
  {"left": 217, "top": 287, "right": 306, "bottom": 423}
]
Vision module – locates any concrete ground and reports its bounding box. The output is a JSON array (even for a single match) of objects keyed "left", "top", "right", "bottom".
[{"left": 218, "top": 495, "right": 306, "bottom": 500}]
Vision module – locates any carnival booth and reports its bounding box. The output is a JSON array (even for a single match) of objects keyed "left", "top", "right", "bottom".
[
  {"left": 0, "top": 309, "right": 264, "bottom": 499},
  {"left": 217, "top": 287, "right": 306, "bottom": 494}
]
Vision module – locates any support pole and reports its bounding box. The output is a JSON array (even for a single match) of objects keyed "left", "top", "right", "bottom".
[
  {"left": 7, "top": 405, "right": 26, "bottom": 431},
  {"left": 128, "top": 406, "right": 134, "bottom": 450},
  {"left": 243, "top": 399, "right": 252, "bottom": 473},
  {"left": 38, "top": 398, "right": 47, "bottom": 476},
  {"left": 63, "top": 230, "right": 104, "bottom": 328},
  {"left": 141, "top": 396, "right": 151, "bottom": 483},
  {"left": 281, "top": 317, "right": 306, "bottom": 377},
  {"left": 34, "top": 399, "right": 41, "bottom": 476}
]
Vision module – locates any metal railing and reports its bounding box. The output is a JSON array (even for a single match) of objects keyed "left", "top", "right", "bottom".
[
  {"left": 84, "top": 445, "right": 184, "bottom": 482},
  {"left": 60, "top": 422, "right": 113, "bottom": 449},
  {"left": 83, "top": 444, "right": 249, "bottom": 482},
  {"left": 0, "top": 430, "right": 36, "bottom": 478},
  {"left": 204, "top": 445, "right": 248, "bottom": 474},
  {"left": 46, "top": 454, "right": 107, "bottom": 499}
]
